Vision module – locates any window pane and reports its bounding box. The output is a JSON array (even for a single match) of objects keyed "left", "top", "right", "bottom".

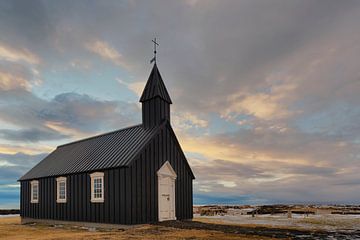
[
  {"left": 32, "top": 184, "right": 38, "bottom": 200},
  {"left": 93, "top": 177, "right": 103, "bottom": 199},
  {"left": 58, "top": 181, "right": 66, "bottom": 200}
]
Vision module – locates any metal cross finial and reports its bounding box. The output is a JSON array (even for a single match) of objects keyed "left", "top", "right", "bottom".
[{"left": 150, "top": 38, "right": 159, "bottom": 64}]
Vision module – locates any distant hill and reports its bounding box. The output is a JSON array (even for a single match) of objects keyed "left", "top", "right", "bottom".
[{"left": 0, "top": 209, "right": 19, "bottom": 215}]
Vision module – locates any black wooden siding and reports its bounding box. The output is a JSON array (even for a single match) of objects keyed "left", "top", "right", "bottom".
[
  {"left": 20, "top": 124, "right": 193, "bottom": 224},
  {"left": 142, "top": 97, "right": 170, "bottom": 128}
]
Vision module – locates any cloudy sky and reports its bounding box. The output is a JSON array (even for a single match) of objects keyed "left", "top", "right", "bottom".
[{"left": 1, "top": 0, "right": 360, "bottom": 208}]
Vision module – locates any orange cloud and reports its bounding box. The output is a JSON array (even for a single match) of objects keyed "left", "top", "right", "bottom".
[
  {"left": 221, "top": 79, "right": 297, "bottom": 121},
  {"left": 45, "top": 121, "right": 90, "bottom": 140},
  {"left": 0, "top": 144, "right": 52, "bottom": 155},
  {"left": 0, "top": 42, "right": 40, "bottom": 65},
  {"left": 86, "top": 40, "right": 130, "bottom": 69},
  {"left": 172, "top": 111, "right": 208, "bottom": 131},
  {"left": 177, "top": 130, "right": 315, "bottom": 169},
  {"left": 117, "top": 78, "right": 145, "bottom": 97},
  {"left": 0, "top": 71, "right": 30, "bottom": 91}
]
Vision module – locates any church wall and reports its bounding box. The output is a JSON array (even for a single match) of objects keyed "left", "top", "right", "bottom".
[
  {"left": 20, "top": 168, "right": 129, "bottom": 224},
  {"left": 20, "top": 124, "right": 193, "bottom": 224},
  {"left": 127, "top": 123, "right": 193, "bottom": 223}
]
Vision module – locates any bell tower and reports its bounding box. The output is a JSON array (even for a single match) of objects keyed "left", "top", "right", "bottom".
[{"left": 140, "top": 63, "right": 172, "bottom": 128}]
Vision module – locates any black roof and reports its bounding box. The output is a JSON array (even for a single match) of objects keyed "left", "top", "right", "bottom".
[
  {"left": 19, "top": 124, "right": 159, "bottom": 181},
  {"left": 140, "top": 64, "right": 172, "bottom": 104}
]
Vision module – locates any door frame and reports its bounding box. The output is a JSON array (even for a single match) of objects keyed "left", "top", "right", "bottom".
[{"left": 157, "top": 161, "right": 177, "bottom": 221}]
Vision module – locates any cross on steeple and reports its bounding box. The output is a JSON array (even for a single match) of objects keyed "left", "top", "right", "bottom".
[
  {"left": 141, "top": 47, "right": 172, "bottom": 128},
  {"left": 150, "top": 38, "right": 159, "bottom": 64}
]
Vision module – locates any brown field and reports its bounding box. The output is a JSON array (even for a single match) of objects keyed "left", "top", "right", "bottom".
[{"left": 0, "top": 217, "right": 274, "bottom": 240}]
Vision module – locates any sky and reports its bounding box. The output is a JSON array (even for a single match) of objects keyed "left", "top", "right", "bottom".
[{"left": 1, "top": 0, "right": 360, "bottom": 208}]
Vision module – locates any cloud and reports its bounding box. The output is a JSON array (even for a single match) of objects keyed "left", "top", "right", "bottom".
[
  {"left": 185, "top": 124, "right": 358, "bottom": 167},
  {"left": 117, "top": 78, "right": 145, "bottom": 97},
  {"left": 0, "top": 143, "right": 53, "bottom": 155},
  {"left": 0, "top": 40, "right": 42, "bottom": 92},
  {"left": 0, "top": 41, "right": 40, "bottom": 65},
  {"left": 185, "top": 123, "right": 360, "bottom": 203},
  {"left": 86, "top": 40, "right": 130, "bottom": 69},
  {"left": 194, "top": 193, "right": 260, "bottom": 205},
  {"left": 0, "top": 128, "right": 68, "bottom": 142},
  {"left": 0, "top": 152, "right": 47, "bottom": 181},
  {"left": 0, "top": 63, "right": 42, "bottom": 91},
  {"left": 40, "top": 92, "right": 120, "bottom": 130},
  {"left": 191, "top": 156, "right": 359, "bottom": 203},
  {"left": 0, "top": 70, "right": 31, "bottom": 91},
  {"left": 0, "top": 90, "right": 140, "bottom": 142},
  {"left": 0, "top": 152, "right": 47, "bottom": 208},
  {"left": 172, "top": 111, "right": 208, "bottom": 131},
  {"left": 221, "top": 78, "right": 298, "bottom": 121},
  {"left": 39, "top": 92, "right": 140, "bottom": 133},
  {"left": 0, "top": 160, "right": 17, "bottom": 167},
  {"left": 69, "top": 59, "right": 92, "bottom": 70}
]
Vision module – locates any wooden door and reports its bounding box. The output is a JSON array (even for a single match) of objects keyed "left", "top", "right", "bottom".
[{"left": 157, "top": 161, "right": 177, "bottom": 221}]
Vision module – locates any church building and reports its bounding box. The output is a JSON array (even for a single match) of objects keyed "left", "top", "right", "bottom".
[{"left": 19, "top": 61, "right": 195, "bottom": 225}]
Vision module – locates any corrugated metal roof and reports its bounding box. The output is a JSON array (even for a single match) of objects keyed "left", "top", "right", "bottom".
[
  {"left": 140, "top": 64, "right": 172, "bottom": 104},
  {"left": 19, "top": 124, "right": 159, "bottom": 181}
]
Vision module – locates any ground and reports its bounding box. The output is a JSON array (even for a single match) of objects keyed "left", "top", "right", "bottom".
[
  {"left": 1, "top": 215, "right": 360, "bottom": 239},
  {"left": 0, "top": 216, "right": 272, "bottom": 240},
  {"left": 194, "top": 213, "right": 360, "bottom": 231}
]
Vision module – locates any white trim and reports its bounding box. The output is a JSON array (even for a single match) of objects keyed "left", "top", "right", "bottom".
[
  {"left": 157, "top": 161, "right": 177, "bottom": 221},
  {"left": 56, "top": 177, "right": 67, "bottom": 203},
  {"left": 157, "top": 161, "right": 177, "bottom": 180},
  {"left": 30, "top": 180, "right": 39, "bottom": 204},
  {"left": 90, "top": 172, "right": 104, "bottom": 203}
]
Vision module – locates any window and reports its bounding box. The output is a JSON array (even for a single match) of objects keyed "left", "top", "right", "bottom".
[
  {"left": 56, "top": 177, "right": 67, "bottom": 203},
  {"left": 30, "top": 180, "right": 39, "bottom": 203},
  {"left": 90, "top": 172, "right": 104, "bottom": 203}
]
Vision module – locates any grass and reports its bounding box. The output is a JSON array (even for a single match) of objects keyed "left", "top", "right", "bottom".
[
  {"left": 297, "top": 216, "right": 360, "bottom": 229},
  {"left": 0, "top": 217, "right": 275, "bottom": 240},
  {"left": 195, "top": 214, "right": 360, "bottom": 231}
]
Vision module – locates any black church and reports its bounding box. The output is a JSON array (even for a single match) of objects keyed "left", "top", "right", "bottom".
[{"left": 19, "top": 62, "right": 195, "bottom": 225}]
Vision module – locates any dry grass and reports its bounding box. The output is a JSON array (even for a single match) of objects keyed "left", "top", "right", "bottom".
[
  {"left": 0, "top": 217, "right": 274, "bottom": 240},
  {"left": 193, "top": 217, "right": 294, "bottom": 230},
  {"left": 297, "top": 216, "right": 360, "bottom": 229},
  {"left": 195, "top": 215, "right": 360, "bottom": 231}
]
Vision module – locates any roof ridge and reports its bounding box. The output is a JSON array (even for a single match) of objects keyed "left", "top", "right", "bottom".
[{"left": 58, "top": 123, "right": 143, "bottom": 148}]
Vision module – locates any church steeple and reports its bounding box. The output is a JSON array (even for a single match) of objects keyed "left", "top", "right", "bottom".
[
  {"left": 140, "top": 63, "right": 172, "bottom": 104},
  {"left": 140, "top": 63, "right": 172, "bottom": 128}
]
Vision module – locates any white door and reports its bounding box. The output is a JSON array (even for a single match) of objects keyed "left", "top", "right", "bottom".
[{"left": 157, "top": 161, "right": 177, "bottom": 221}]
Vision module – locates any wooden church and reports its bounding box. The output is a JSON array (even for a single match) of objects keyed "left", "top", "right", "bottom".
[{"left": 19, "top": 61, "right": 195, "bottom": 225}]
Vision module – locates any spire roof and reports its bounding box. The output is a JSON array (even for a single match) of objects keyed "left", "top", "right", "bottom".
[{"left": 140, "top": 63, "right": 172, "bottom": 104}]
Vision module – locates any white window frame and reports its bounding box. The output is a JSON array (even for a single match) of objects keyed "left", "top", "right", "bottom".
[
  {"left": 30, "top": 180, "right": 39, "bottom": 204},
  {"left": 56, "top": 177, "right": 67, "bottom": 203},
  {"left": 90, "top": 172, "right": 104, "bottom": 203}
]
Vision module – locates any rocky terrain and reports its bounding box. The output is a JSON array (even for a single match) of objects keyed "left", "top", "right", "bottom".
[
  {"left": 193, "top": 204, "right": 360, "bottom": 239},
  {"left": 194, "top": 204, "right": 360, "bottom": 216}
]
